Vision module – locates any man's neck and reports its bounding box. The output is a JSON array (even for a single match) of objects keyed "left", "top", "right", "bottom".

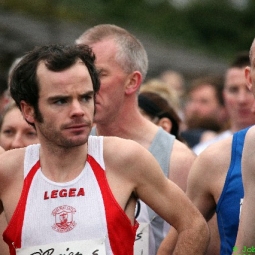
[{"left": 95, "top": 114, "right": 159, "bottom": 150}]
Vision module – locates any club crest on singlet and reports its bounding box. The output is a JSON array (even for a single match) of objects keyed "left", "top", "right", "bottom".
[{"left": 52, "top": 205, "right": 76, "bottom": 233}]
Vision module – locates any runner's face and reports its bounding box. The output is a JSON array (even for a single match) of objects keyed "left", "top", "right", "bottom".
[
  {"left": 224, "top": 67, "right": 255, "bottom": 129},
  {"left": 33, "top": 60, "right": 95, "bottom": 148},
  {"left": 89, "top": 39, "right": 129, "bottom": 125}
]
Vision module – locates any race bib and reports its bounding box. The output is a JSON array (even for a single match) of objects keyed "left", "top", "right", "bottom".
[
  {"left": 16, "top": 238, "right": 106, "bottom": 255},
  {"left": 239, "top": 198, "right": 243, "bottom": 219},
  {"left": 134, "top": 222, "right": 149, "bottom": 255}
]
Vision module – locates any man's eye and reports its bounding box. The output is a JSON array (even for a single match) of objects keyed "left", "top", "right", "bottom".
[
  {"left": 2, "top": 129, "right": 14, "bottom": 136},
  {"left": 54, "top": 99, "right": 67, "bottom": 105},
  {"left": 82, "top": 95, "right": 93, "bottom": 102},
  {"left": 26, "top": 131, "right": 37, "bottom": 138},
  {"left": 226, "top": 87, "right": 238, "bottom": 94}
]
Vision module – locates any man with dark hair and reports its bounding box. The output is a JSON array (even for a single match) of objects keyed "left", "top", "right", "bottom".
[
  {"left": 0, "top": 44, "right": 209, "bottom": 255},
  {"left": 193, "top": 51, "right": 255, "bottom": 155},
  {"left": 138, "top": 92, "right": 182, "bottom": 141},
  {"left": 181, "top": 75, "right": 227, "bottom": 148},
  {"left": 230, "top": 51, "right": 250, "bottom": 67}
]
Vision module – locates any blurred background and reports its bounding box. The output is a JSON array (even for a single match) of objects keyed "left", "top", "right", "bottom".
[{"left": 1, "top": 0, "right": 255, "bottom": 84}]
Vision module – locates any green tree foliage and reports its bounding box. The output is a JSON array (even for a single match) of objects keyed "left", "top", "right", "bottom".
[{"left": 2, "top": 0, "right": 255, "bottom": 60}]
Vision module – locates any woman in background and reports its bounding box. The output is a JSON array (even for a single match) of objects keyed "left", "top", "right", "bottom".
[
  {"left": 138, "top": 91, "right": 183, "bottom": 141},
  {"left": 0, "top": 102, "right": 38, "bottom": 150},
  {"left": 0, "top": 102, "right": 39, "bottom": 255}
]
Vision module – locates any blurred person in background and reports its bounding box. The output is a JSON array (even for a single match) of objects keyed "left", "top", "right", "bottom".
[
  {"left": 159, "top": 69, "right": 185, "bottom": 102},
  {"left": 181, "top": 75, "right": 228, "bottom": 148},
  {"left": 0, "top": 75, "right": 11, "bottom": 117},
  {"left": 138, "top": 91, "right": 183, "bottom": 141},
  {"left": 159, "top": 70, "right": 186, "bottom": 121},
  {"left": 188, "top": 51, "right": 255, "bottom": 255},
  {"left": 159, "top": 126, "right": 252, "bottom": 255},
  {"left": 158, "top": 51, "right": 255, "bottom": 255},
  {"left": 0, "top": 102, "right": 39, "bottom": 255},
  {"left": 193, "top": 51, "right": 255, "bottom": 155},
  {"left": 185, "top": 51, "right": 255, "bottom": 255},
  {"left": 0, "top": 102, "right": 38, "bottom": 150},
  {"left": 140, "top": 78, "right": 181, "bottom": 116}
]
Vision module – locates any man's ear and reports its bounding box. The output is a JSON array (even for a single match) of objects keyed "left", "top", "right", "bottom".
[
  {"left": 158, "top": 117, "right": 172, "bottom": 133},
  {"left": 125, "top": 71, "right": 142, "bottom": 95},
  {"left": 245, "top": 66, "right": 252, "bottom": 91},
  {"left": 20, "top": 100, "right": 35, "bottom": 124}
]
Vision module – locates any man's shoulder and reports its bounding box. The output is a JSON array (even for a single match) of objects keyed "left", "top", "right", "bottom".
[
  {"left": 193, "top": 130, "right": 232, "bottom": 155},
  {"left": 244, "top": 125, "right": 255, "bottom": 141},
  {"left": 200, "top": 135, "right": 232, "bottom": 159},
  {"left": 242, "top": 125, "right": 255, "bottom": 157},
  {"left": 194, "top": 136, "right": 233, "bottom": 176},
  {"left": 0, "top": 148, "right": 25, "bottom": 179},
  {"left": 103, "top": 136, "right": 156, "bottom": 174},
  {"left": 188, "top": 137, "right": 233, "bottom": 193},
  {"left": 103, "top": 136, "right": 145, "bottom": 156},
  {"left": 170, "top": 139, "right": 192, "bottom": 157},
  {"left": 0, "top": 147, "right": 26, "bottom": 164},
  {"left": 1, "top": 145, "right": 25, "bottom": 155}
]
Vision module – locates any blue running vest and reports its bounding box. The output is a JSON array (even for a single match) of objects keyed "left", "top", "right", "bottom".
[{"left": 216, "top": 127, "right": 250, "bottom": 255}]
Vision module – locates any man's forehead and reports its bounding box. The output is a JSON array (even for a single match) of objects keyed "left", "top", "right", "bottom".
[
  {"left": 36, "top": 60, "right": 47, "bottom": 74},
  {"left": 225, "top": 67, "right": 245, "bottom": 78},
  {"left": 36, "top": 60, "right": 92, "bottom": 92},
  {"left": 90, "top": 39, "right": 117, "bottom": 56},
  {"left": 224, "top": 68, "right": 246, "bottom": 88}
]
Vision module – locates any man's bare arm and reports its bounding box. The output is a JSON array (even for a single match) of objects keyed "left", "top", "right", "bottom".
[
  {"left": 130, "top": 140, "right": 209, "bottom": 254},
  {"left": 158, "top": 138, "right": 231, "bottom": 254},
  {"left": 158, "top": 149, "right": 215, "bottom": 255},
  {"left": 104, "top": 137, "right": 209, "bottom": 254},
  {"left": 234, "top": 127, "right": 255, "bottom": 253}
]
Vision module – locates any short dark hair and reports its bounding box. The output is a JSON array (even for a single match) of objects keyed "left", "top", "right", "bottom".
[
  {"left": 10, "top": 44, "right": 100, "bottom": 116},
  {"left": 0, "top": 75, "right": 8, "bottom": 96},
  {"left": 230, "top": 51, "right": 250, "bottom": 68},
  {"left": 138, "top": 91, "right": 182, "bottom": 140}
]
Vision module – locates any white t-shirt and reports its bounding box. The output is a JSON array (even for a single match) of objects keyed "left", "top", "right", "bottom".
[{"left": 192, "top": 130, "right": 232, "bottom": 155}]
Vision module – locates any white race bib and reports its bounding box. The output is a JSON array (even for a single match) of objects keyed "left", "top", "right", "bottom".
[
  {"left": 239, "top": 198, "right": 243, "bottom": 219},
  {"left": 134, "top": 222, "right": 149, "bottom": 255},
  {"left": 16, "top": 238, "right": 106, "bottom": 255}
]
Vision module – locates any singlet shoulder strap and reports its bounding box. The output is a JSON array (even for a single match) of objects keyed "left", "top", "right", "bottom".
[
  {"left": 149, "top": 127, "right": 175, "bottom": 177},
  {"left": 24, "top": 144, "right": 40, "bottom": 178},
  {"left": 88, "top": 135, "right": 105, "bottom": 170}
]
